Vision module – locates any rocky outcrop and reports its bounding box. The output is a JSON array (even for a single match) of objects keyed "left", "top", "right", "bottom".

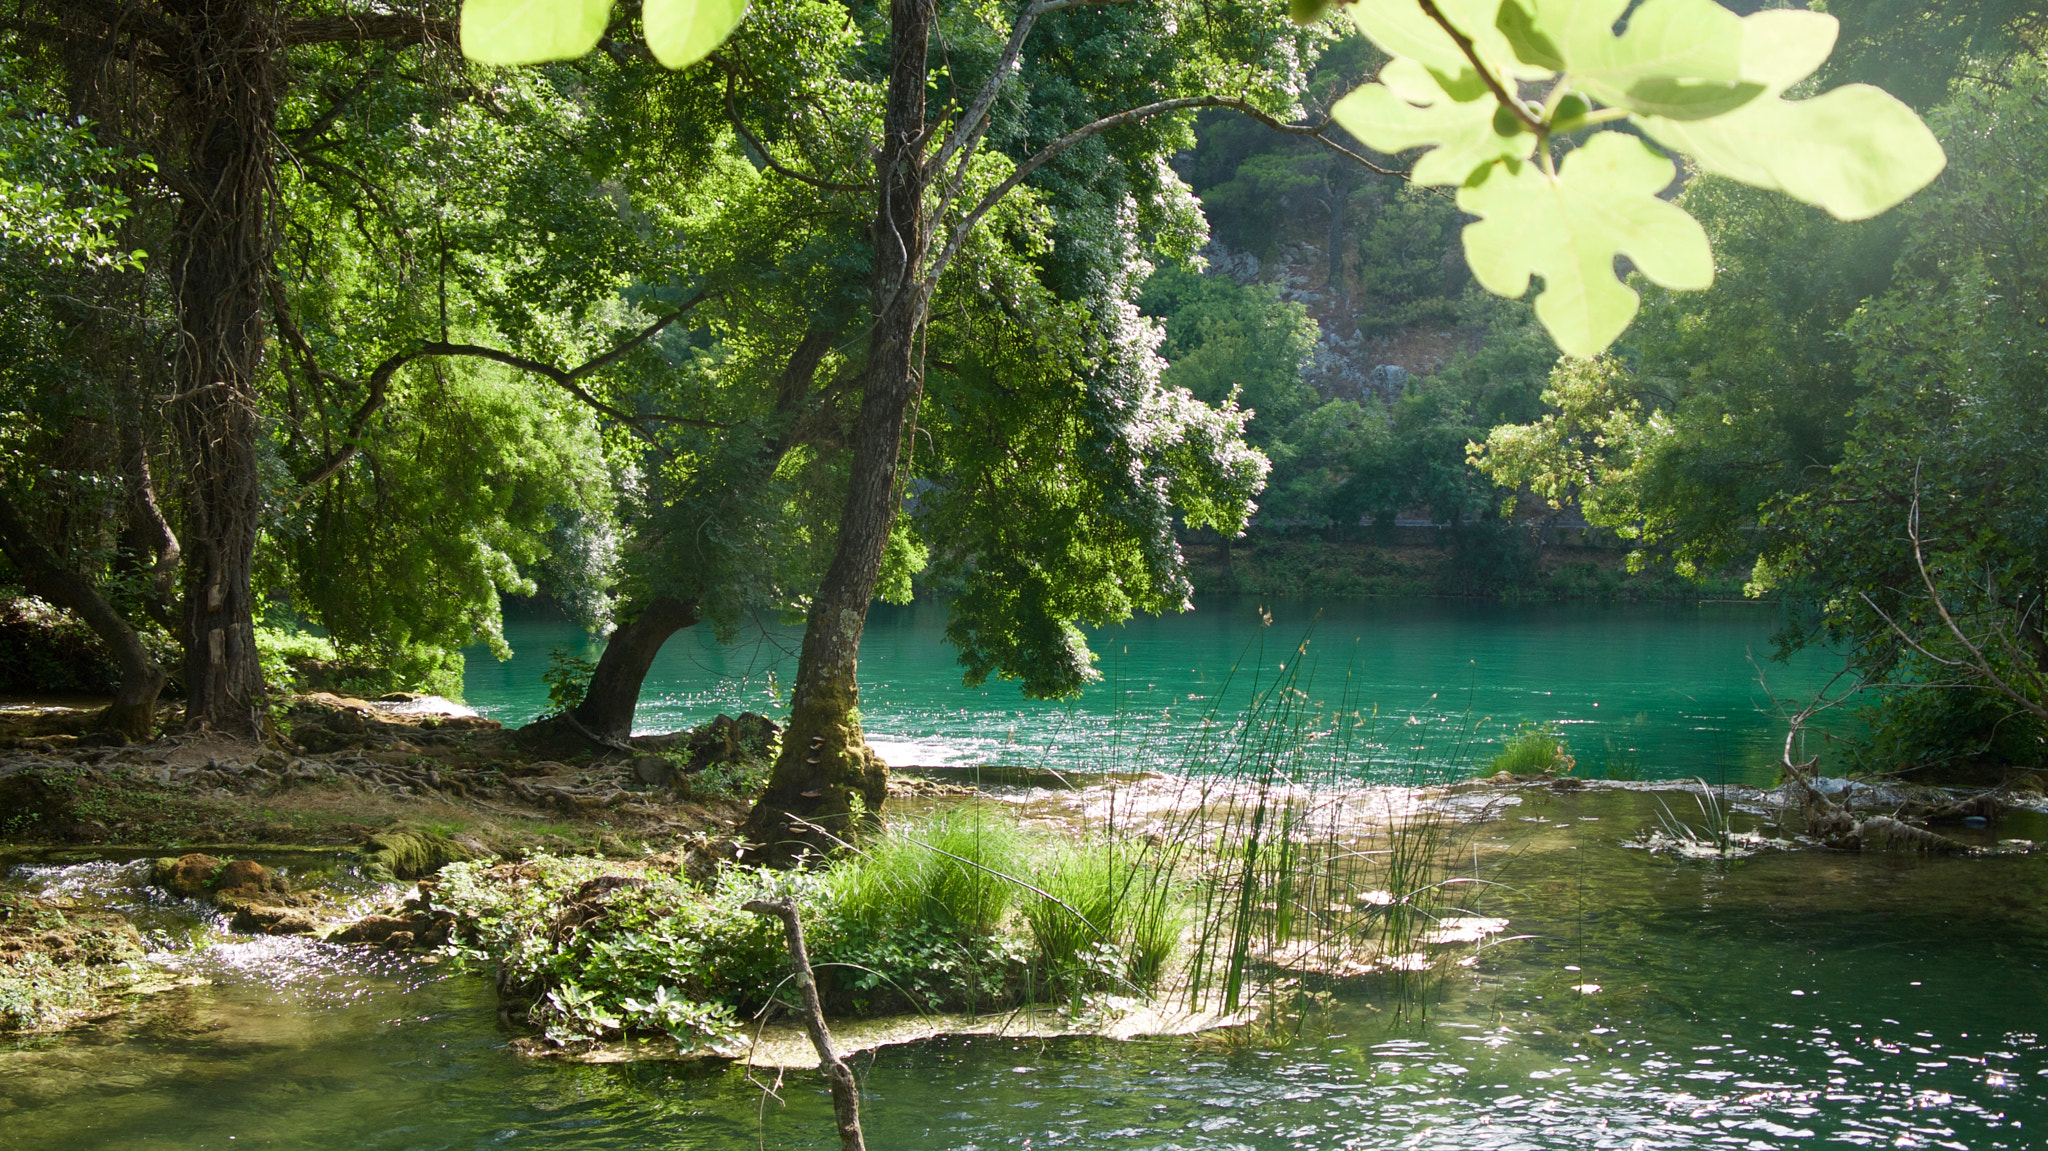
[
  {"left": 149, "top": 853, "right": 318, "bottom": 935},
  {"left": 329, "top": 880, "right": 459, "bottom": 951}
]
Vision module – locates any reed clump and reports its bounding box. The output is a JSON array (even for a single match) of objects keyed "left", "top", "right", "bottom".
[{"left": 1486, "top": 722, "right": 1575, "bottom": 776}]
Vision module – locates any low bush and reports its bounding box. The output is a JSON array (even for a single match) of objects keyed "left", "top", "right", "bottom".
[
  {"left": 1487, "top": 722, "right": 1575, "bottom": 776},
  {"left": 433, "top": 812, "right": 1184, "bottom": 1050}
]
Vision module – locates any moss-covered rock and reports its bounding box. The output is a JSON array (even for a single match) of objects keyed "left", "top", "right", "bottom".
[
  {"left": 356, "top": 828, "right": 486, "bottom": 881},
  {"left": 151, "top": 853, "right": 224, "bottom": 899},
  {"left": 0, "top": 892, "right": 148, "bottom": 1033}
]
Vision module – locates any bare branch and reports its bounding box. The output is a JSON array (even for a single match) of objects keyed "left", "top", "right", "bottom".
[
  {"left": 742, "top": 899, "right": 867, "bottom": 1151},
  {"left": 1901, "top": 478, "right": 2048, "bottom": 720}
]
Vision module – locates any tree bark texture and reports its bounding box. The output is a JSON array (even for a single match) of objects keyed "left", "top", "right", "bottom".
[
  {"left": 740, "top": 0, "right": 937, "bottom": 860},
  {"left": 165, "top": 0, "right": 278, "bottom": 736},
  {"left": 0, "top": 489, "right": 168, "bottom": 740},
  {"left": 565, "top": 594, "right": 701, "bottom": 744}
]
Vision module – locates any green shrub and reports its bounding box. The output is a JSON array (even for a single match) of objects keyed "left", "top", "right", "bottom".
[
  {"left": 540, "top": 647, "right": 596, "bottom": 716},
  {"left": 1023, "top": 840, "right": 1185, "bottom": 996},
  {"left": 1600, "top": 736, "right": 1643, "bottom": 781},
  {"left": 1487, "top": 722, "right": 1575, "bottom": 776}
]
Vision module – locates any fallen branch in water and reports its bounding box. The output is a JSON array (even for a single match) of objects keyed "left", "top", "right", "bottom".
[{"left": 743, "top": 897, "right": 866, "bottom": 1151}]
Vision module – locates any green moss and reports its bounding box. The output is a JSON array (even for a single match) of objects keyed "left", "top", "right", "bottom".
[{"left": 357, "top": 828, "right": 482, "bottom": 881}]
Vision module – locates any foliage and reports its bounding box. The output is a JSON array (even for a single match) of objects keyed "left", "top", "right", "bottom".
[
  {"left": 1486, "top": 721, "right": 1574, "bottom": 776},
  {"left": 1023, "top": 838, "right": 1186, "bottom": 997},
  {"left": 1323, "top": 0, "right": 1943, "bottom": 355},
  {"left": 0, "top": 59, "right": 146, "bottom": 270},
  {"left": 540, "top": 647, "right": 597, "bottom": 717},
  {"left": 435, "top": 814, "right": 1182, "bottom": 1045},
  {"left": 1470, "top": 55, "right": 2048, "bottom": 775},
  {"left": 1139, "top": 265, "right": 1321, "bottom": 454}
]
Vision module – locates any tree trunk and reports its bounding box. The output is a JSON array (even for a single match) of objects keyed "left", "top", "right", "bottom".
[
  {"left": 0, "top": 490, "right": 168, "bottom": 741},
  {"left": 740, "top": 0, "right": 936, "bottom": 861},
  {"left": 166, "top": 0, "right": 278, "bottom": 736},
  {"left": 572, "top": 594, "right": 701, "bottom": 741}
]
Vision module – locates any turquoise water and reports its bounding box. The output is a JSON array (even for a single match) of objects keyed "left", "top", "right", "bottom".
[
  {"left": 465, "top": 598, "right": 1842, "bottom": 785},
  {"left": 7, "top": 790, "right": 2046, "bottom": 1149}
]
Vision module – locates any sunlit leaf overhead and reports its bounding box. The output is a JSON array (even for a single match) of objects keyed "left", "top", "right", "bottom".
[
  {"left": 1633, "top": 10, "right": 1947, "bottom": 220},
  {"left": 644, "top": 0, "right": 749, "bottom": 70},
  {"left": 1331, "top": 58, "right": 1534, "bottom": 187},
  {"left": 459, "top": 0, "right": 612, "bottom": 65},
  {"left": 1457, "top": 133, "right": 1713, "bottom": 357}
]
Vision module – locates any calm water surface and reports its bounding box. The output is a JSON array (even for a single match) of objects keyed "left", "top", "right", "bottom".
[
  {"left": 466, "top": 598, "right": 1842, "bottom": 785},
  {"left": 6, "top": 790, "right": 2044, "bottom": 1150}
]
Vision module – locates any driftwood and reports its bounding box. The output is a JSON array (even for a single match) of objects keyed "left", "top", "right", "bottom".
[
  {"left": 743, "top": 897, "right": 866, "bottom": 1151},
  {"left": 1777, "top": 689, "right": 1974, "bottom": 854}
]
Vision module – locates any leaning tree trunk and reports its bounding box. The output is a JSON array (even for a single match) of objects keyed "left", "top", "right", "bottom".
[
  {"left": 521, "top": 594, "right": 700, "bottom": 750},
  {"left": 166, "top": 0, "right": 278, "bottom": 736},
  {"left": 739, "top": 0, "right": 936, "bottom": 861},
  {"left": 0, "top": 490, "right": 168, "bottom": 740}
]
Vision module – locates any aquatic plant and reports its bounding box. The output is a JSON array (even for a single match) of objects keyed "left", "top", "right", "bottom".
[
  {"left": 1487, "top": 723, "right": 1575, "bottom": 776},
  {"left": 1600, "top": 736, "right": 1644, "bottom": 781},
  {"left": 1650, "top": 780, "right": 1737, "bottom": 857}
]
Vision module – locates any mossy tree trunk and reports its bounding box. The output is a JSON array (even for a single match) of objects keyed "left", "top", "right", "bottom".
[
  {"left": 165, "top": 0, "right": 279, "bottom": 737},
  {"left": 739, "top": 0, "right": 935, "bottom": 861}
]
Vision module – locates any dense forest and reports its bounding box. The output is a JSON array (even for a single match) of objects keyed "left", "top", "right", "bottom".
[
  {"left": 4, "top": 0, "right": 2039, "bottom": 792},
  {"left": 4, "top": 3, "right": 2048, "bottom": 1146}
]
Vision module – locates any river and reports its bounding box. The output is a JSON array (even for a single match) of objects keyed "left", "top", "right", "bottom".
[
  {"left": 6, "top": 787, "right": 2045, "bottom": 1149},
  {"left": 465, "top": 597, "right": 1846, "bottom": 786}
]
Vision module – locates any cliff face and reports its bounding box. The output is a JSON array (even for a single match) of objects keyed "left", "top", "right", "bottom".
[{"left": 1188, "top": 162, "right": 1482, "bottom": 406}]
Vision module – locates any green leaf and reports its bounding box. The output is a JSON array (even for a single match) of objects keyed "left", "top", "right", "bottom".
[
  {"left": 1534, "top": 0, "right": 1755, "bottom": 119},
  {"left": 459, "top": 0, "right": 612, "bottom": 65},
  {"left": 1332, "top": 58, "right": 1535, "bottom": 187},
  {"left": 1457, "top": 131, "right": 1713, "bottom": 357},
  {"left": 1494, "top": 0, "right": 1563, "bottom": 72},
  {"left": 1327, "top": 58, "right": 1540, "bottom": 186},
  {"left": 1633, "top": 9, "right": 1947, "bottom": 220},
  {"left": 1291, "top": 0, "right": 1336, "bottom": 25},
  {"left": 643, "top": 0, "right": 748, "bottom": 70},
  {"left": 1346, "top": 0, "right": 1547, "bottom": 83}
]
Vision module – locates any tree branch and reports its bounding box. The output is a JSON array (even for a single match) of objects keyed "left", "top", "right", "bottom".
[
  {"left": 1415, "top": 0, "right": 1546, "bottom": 136},
  {"left": 742, "top": 898, "right": 866, "bottom": 1151},
  {"left": 296, "top": 295, "right": 718, "bottom": 487},
  {"left": 716, "top": 60, "right": 871, "bottom": 193},
  {"left": 930, "top": 95, "right": 1400, "bottom": 287},
  {"left": 281, "top": 14, "right": 455, "bottom": 46}
]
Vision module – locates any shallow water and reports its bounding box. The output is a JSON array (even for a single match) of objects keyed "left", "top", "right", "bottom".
[
  {"left": 8, "top": 789, "right": 2043, "bottom": 1150},
  {"left": 465, "top": 597, "right": 1842, "bottom": 785}
]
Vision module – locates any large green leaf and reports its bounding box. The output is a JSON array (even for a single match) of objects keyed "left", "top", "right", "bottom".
[
  {"left": 644, "top": 0, "right": 748, "bottom": 70},
  {"left": 1634, "top": 9, "right": 1946, "bottom": 220},
  {"left": 459, "top": 0, "right": 612, "bottom": 65},
  {"left": 1346, "top": 0, "right": 1548, "bottom": 83},
  {"left": 1331, "top": 58, "right": 1535, "bottom": 187},
  {"left": 1546, "top": 0, "right": 1752, "bottom": 119},
  {"left": 1457, "top": 131, "right": 1713, "bottom": 357}
]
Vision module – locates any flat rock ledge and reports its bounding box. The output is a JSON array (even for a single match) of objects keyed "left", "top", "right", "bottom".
[{"left": 510, "top": 997, "right": 1259, "bottom": 1068}]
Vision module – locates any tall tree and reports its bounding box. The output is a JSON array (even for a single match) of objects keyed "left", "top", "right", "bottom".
[{"left": 9, "top": 1, "right": 453, "bottom": 736}]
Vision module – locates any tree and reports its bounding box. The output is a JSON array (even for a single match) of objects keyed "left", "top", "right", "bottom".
[
  {"left": 1473, "top": 54, "right": 2048, "bottom": 778},
  {"left": 7, "top": 2, "right": 455, "bottom": 737},
  {"left": 0, "top": 58, "right": 169, "bottom": 738}
]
